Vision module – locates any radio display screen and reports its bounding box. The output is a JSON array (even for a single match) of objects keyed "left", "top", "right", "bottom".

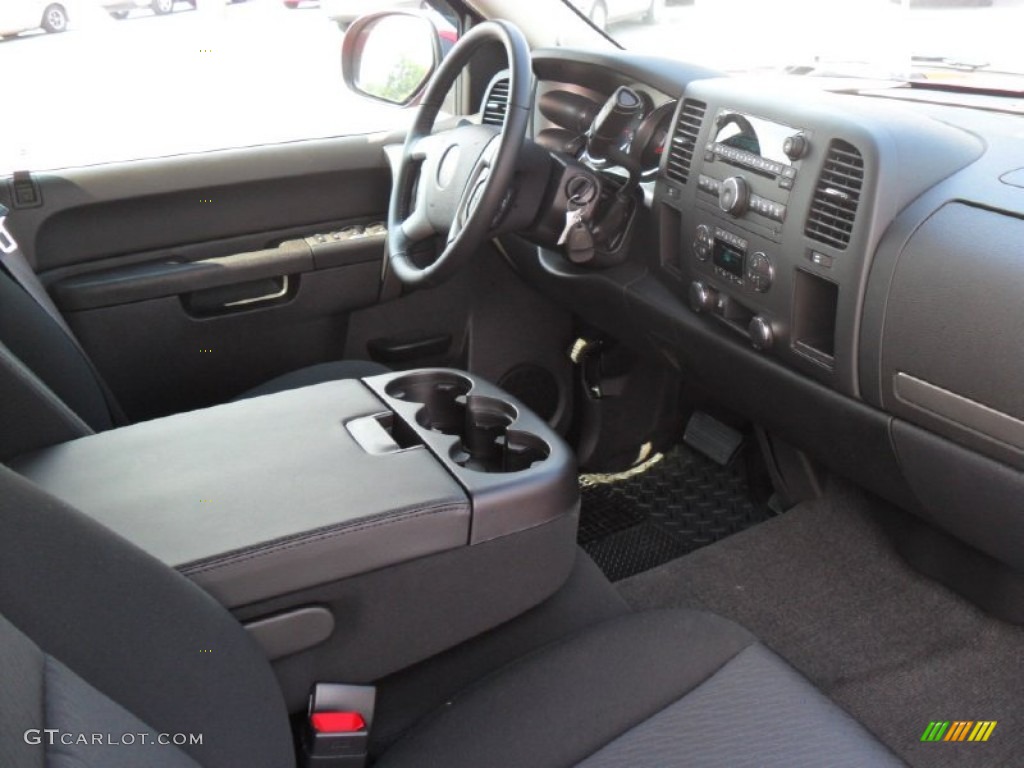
[
  {"left": 714, "top": 110, "right": 797, "bottom": 168},
  {"left": 713, "top": 239, "right": 745, "bottom": 278}
]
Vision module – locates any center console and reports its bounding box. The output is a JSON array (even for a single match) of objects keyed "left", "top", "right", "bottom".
[
  {"left": 689, "top": 108, "right": 805, "bottom": 348},
  {"left": 663, "top": 93, "right": 863, "bottom": 387},
  {"left": 10, "top": 369, "right": 579, "bottom": 706},
  {"left": 656, "top": 78, "right": 980, "bottom": 396}
]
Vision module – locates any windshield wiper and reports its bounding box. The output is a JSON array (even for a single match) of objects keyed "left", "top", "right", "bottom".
[
  {"left": 782, "top": 56, "right": 992, "bottom": 79},
  {"left": 910, "top": 55, "right": 990, "bottom": 72},
  {"left": 776, "top": 55, "right": 1024, "bottom": 97},
  {"left": 905, "top": 57, "right": 1024, "bottom": 97}
]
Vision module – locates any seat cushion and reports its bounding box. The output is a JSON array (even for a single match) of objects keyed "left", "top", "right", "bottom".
[
  {"left": 234, "top": 360, "right": 390, "bottom": 401},
  {"left": 0, "top": 610, "right": 202, "bottom": 768},
  {"left": 0, "top": 466, "right": 295, "bottom": 768},
  {"left": 376, "top": 609, "right": 904, "bottom": 768}
]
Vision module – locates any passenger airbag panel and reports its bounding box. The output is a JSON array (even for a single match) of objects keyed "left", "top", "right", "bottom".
[{"left": 880, "top": 202, "right": 1024, "bottom": 469}]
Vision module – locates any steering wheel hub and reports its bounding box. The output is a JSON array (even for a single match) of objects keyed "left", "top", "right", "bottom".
[{"left": 437, "top": 145, "right": 461, "bottom": 188}]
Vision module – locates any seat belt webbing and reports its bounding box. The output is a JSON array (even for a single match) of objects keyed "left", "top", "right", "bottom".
[{"left": 0, "top": 204, "right": 127, "bottom": 426}]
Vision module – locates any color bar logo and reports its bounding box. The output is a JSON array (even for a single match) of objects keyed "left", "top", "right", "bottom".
[{"left": 921, "top": 721, "right": 997, "bottom": 743}]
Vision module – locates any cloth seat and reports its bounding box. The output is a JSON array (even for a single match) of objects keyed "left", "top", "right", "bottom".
[
  {"left": 377, "top": 609, "right": 904, "bottom": 767},
  {"left": 0, "top": 465, "right": 904, "bottom": 768}
]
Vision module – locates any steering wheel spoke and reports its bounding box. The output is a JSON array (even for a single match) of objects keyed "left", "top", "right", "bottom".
[
  {"left": 401, "top": 206, "right": 436, "bottom": 243},
  {"left": 451, "top": 136, "right": 500, "bottom": 240},
  {"left": 407, "top": 131, "right": 444, "bottom": 161}
]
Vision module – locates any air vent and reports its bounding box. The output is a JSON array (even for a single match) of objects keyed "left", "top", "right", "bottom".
[
  {"left": 482, "top": 77, "right": 510, "bottom": 126},
  {"left": 665, "top": 99, "right": 706, "bottom": 185},
  {"left": 805, "top": 140, "right": 864, "bottom": 250}
]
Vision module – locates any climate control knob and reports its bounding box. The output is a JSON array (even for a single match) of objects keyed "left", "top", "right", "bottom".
[
  {"left": 718, "top": 176, "right": 749, "bottom": 217},
  {"left": 748, "top": 316, "right": 774, "bottom": 351},
  {"left": 693, "top": 224, "right": 713, "bottom": 261},
  {"left": 746, "top": 251, "right": 774, "bottom": 293},
  {"left": 689, "top": 281, "right": 718, "bottom": 314}
]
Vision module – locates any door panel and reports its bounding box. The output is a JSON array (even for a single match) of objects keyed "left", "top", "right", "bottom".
[
  {"left": 2, "top": 135, "right": 400, "bottom": 421},
  {"left": 23, "top": 136, "right": 396, "bottom": 272},
  {"left": 68, "top": 262, "right": 382, "bottom": 421},
  {"left": 4, "top": 131, "right": 576, "bottom": 429}
]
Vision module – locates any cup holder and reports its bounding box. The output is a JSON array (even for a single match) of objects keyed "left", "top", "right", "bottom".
[
  {"left": 449, "top": 397, "right": 550, "bottom": 474},
  {"left": 384, "top": 372, "right": 550, "bottom": 473},
  {"left": 385, "top": 372, "right": 473, "bottom": 435}
]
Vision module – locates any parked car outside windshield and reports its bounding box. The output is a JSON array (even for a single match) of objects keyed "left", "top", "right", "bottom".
[{"left": 0, "top": 0, "right": 72, "bottom": 37}]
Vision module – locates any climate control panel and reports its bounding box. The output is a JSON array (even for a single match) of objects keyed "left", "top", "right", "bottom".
[
  {"left": 691, "top": 224, "right": 775, "bottom": 294},
  {"left": 684, "top": 216, "right": 781, "bottom": 352}
]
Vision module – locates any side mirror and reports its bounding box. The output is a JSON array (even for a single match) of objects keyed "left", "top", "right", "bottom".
[{"left": 341, "top": 12, "right": 447, "bottom": 107}]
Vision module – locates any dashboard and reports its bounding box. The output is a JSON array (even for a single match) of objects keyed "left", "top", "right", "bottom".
[
  {"left": 534, "top": 84, "right": 677, "bottom": 180},
  {"left": 501, "top": 48, "right": 1024, "bottom": 579}
]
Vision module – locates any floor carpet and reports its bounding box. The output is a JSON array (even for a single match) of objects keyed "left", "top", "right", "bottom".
[{"left": 616, "top": 479, "right": 1024, "bottom": 768}]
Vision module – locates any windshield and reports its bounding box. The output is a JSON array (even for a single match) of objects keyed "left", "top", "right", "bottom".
[
  {"left": 1, "top": 0, "right": 1020, "bottom": 175},
  {"left": 590, "top": 0, "right": 1024, "bottom": 86}
]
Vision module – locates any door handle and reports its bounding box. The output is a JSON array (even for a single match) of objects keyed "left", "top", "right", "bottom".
[
  {"left": 182, "top": 275, "right": 294, "bottom": 317},
  {"left": 222, "top": 275, "right": 289, "bottom": 307}
]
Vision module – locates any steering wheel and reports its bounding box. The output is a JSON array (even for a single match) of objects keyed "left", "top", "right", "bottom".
[{"left": 387, "top": 21, "right": 532, "bottom": 288}]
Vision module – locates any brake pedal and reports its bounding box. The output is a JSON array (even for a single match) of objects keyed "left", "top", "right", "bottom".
[{"left": 683, "top": 411, "right": 743, "bottom": 466}]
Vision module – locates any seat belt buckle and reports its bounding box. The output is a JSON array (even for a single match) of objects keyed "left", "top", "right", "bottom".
[{"left": 301, "top": 683, "right": 376, "bottom": 768}]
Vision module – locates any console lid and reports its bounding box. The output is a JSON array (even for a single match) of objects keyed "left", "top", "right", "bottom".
[{"left": 10, "top": 380, "right": 471, "bottom": 607}]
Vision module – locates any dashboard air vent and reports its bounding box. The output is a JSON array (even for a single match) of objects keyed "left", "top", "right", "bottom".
[
  {"left": 482, "top": 77, "right": 510, "bottom": 126},
  {"left": 665, "top": 99, "right": 706, "bottom": 185},
  {"left": 805, "top": 140, "right": 864, "bottom": 250}
]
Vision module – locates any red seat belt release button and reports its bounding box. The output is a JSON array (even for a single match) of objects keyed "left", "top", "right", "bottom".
[
  {"left": 302, "top": 683, "right": 375, "bottom": 768},
  {"left": 311, "top": 712, "right": 367, "bottom": 734}
]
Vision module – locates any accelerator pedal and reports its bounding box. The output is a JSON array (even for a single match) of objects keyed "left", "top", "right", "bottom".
[{"left": 683, "top": 411, "right": 743, "bottom": 466}]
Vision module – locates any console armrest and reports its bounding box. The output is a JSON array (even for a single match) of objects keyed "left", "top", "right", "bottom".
[{"left": 11, "top": 380, "right": 471, "bottom": 607}]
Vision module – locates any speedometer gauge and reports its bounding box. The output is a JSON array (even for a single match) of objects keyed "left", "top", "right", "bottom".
[{"left": 632, "top": 101, "right": 677, "bottom": 179}]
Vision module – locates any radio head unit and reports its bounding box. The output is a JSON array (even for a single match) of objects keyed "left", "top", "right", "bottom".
[
  {"left": 710, "top": 109, "right": 807, "bottom": 177},
  {"left": 694, "top": 108, "right": 811, "bottom": 237}
]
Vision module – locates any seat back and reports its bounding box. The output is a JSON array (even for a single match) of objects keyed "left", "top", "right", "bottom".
[
  {"left": 0, "top": 465, "right": 295, "bottom": 768},
  {"left": 0, "top": 268, "right": 114, "bottom": 458}
]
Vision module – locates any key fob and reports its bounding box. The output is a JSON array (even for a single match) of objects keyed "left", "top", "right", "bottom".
[{"left": 567, "top": 221, "right": 595, "bottom": 264}]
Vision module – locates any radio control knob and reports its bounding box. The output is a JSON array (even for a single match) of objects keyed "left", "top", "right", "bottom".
[
  {"left": 746, "top": 251, "right": 774, "bottom": 293},
  {"left": 749, "top": 316, "right": 774, "bottom": 351},
  {"left": 783, "top": 133, "right": 808, "bottom": 161},
  {"left": 689, "top": 281, "right": 718, "bottom": 314},
  {"left": 718, "top": 176, "right": 749, "bottom": 217}
]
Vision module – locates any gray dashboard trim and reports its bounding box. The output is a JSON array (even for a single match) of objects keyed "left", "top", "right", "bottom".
[{"left": 893, "top": 372, "right": 1024, "bottom": 455}]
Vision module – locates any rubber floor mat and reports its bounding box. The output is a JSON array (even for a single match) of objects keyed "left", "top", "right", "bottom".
[{"left": 578, "top": 445, "right": 773, "bottom": 581}]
